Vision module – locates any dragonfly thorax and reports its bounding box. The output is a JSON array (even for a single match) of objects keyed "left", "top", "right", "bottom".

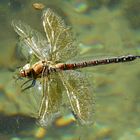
[{"left": 19, "top": 61, "right": 57, "bottom": 79}]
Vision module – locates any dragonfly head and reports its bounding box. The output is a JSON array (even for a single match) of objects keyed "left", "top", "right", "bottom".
[{"left": 20, "top": 63, "right": 32, "bottom": 78}]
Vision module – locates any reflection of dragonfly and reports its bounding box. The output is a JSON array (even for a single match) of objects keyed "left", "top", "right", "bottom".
[{"left": 12, "top": 8, "right": 140, "bottom": 126}]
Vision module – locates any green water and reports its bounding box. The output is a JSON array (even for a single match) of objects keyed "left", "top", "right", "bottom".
[{"left": 0, "top": 0, "right": 140, "bottom": 140}]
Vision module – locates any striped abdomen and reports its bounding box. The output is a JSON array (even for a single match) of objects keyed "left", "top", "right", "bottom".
[{"left": 57, "top": 55, "right": 140, "bottom": 71}]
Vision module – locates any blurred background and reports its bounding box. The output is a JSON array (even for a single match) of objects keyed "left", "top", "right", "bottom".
[{"left": 0, "top": 0, "right": 140, "bottom": 140}]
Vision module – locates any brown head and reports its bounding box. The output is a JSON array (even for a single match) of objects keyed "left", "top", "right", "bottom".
[{"left": 19, "top": 63, "right": 35, "bottom": 78}]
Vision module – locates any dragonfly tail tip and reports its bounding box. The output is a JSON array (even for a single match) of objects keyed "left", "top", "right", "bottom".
[{"left": 136, "top": 56, "right": 140, "bottom": 59}]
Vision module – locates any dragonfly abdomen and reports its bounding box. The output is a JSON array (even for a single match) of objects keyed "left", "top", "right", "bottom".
[
  {"left": 57, "top": 55, "right": 140, "bottom": 70},
  {"left": 84, "top": 55, "right": 139, "bottom": 67}
]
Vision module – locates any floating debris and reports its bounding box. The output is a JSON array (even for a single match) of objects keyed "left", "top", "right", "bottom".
[
  {"left": 73, "top": 0, "right": 88, "bottom": 13},
  {"left": 32, "top": 3, "right": 45, "bottom": 10},
  {"left": 54, "top": 114, "right": 75, "bottom": 127},
  {"left": 35, "top": 127, "right": 47, "bottom": 139}
]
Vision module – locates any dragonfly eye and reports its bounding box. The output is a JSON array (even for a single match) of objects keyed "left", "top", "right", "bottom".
[{"left": 20, "top": 70, "right": 26, "bottom": 77}]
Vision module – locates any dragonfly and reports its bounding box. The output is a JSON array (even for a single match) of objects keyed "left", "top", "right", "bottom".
[{"left": 12, "top": 8, "right": 140, "bottom": 126}]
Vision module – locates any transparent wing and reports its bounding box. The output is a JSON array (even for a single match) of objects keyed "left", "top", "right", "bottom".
[
  {"left": 38, "top": 73, "right": 63, "bottom": 126},
  {"left": 59, "top": 70, "right": 95, "bottom": 125},
  {"left": 13, "top": 79, "right": 43, "bottom": 117},
  {"left": 42, "top": 8, "right": 78, "bottom": 62},
  {"left": 12, "top": 20, "right": 51, "bottom": 60}
]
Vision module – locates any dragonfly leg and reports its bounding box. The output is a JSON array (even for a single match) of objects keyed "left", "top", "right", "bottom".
[
  {"left": 21, "top": 79, "right": 32, "bottom": 88},
  {"left": 21, "top": 79, "right": 36, "bottom": 92},
  {"left": 14, "top": 76, "right": 23, "bottom": 83}
]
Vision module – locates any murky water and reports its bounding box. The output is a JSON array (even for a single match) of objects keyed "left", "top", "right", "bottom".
[{"left": 0, "top": 0, "right": 140, "bottom": 140}]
